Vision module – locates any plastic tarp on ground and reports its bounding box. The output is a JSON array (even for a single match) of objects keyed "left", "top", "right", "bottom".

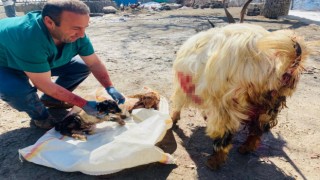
[{"left": 19, "top": 97, "right": 175, "bottom": 175}]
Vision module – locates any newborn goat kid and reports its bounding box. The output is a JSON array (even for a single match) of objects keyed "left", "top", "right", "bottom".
[
  {"left": 55, "top": 100, "right": 122, "bottom": 141},
  {"left": 55, "top": 90, "right": 162, "bottom": 141},
  {"left": 127, "top": 91, "right": 160, "bottom": 112},
  {"left": 171, "top": 23, "right": 312, "bottom": 170}
]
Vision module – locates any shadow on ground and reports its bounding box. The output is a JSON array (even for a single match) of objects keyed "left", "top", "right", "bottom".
[{"left": 172, "top": 123, "right": 306, "bottom": 180}]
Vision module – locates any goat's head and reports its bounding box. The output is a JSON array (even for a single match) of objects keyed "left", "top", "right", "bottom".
[{"left": 97, "top": 100, "right": 122, "bottom": 114}]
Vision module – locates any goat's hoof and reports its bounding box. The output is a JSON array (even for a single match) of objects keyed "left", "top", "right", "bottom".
[
  {"left": 118, "top": 120, "right": 126, "bottom": 126},
  {"left": 238, "top": 139, "right": 260, "bottom": 154},
  {"left": 205, "top": 155, "right": 223, "bottom": 170},
  {"left": 171, "top": 122, "right": 179, "bottom": 130},
  {"left": 171, "top": 111, "right": 181, "bottom": 123}
]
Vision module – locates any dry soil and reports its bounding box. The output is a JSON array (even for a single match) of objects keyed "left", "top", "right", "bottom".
[{"left": 0, "top": 7, "right": 320, "bottom": 180}]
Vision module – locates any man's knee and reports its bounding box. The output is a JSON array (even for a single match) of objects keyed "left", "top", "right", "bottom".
[
  {"left": 0, "top": 84, "right": 36, "bottom": 100},
  {"left": 1, "top": 90, "right": 48, "bottom": 120},
  {"left": 0, "top": 87, "right": 36, "bottom": 106},
  {"left": 72, "top": 56, "right": 91, "bottom": 75}
]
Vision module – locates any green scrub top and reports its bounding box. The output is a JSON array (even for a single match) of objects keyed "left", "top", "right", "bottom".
[{"left": 0, "top": 11, "right": 94, "bottom": 73}]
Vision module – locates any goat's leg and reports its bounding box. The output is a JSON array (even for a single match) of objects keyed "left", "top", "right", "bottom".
[
  {"left": 201, "top": 110, "right": 207, "bottom": 120},
  {"left": 115, "top": 116, "right": 126, "bottom": 126},
  {"left": 170, "top": 89, "right": 187, "bottom": 124},
  {"left": 171, "top": 111, "right": 181, "bottom": 124},
  {"left": 238, "top": 119, "right": 267, "bottom": 154},
  {"left": 238, "top": 133, "right": 262, "bottom": 154},
  {"left": 206, "top": 131, "right": 233, "bottom": 170},
  {"left": 205, "top": 109, "right": 238, "bottom": 170}
]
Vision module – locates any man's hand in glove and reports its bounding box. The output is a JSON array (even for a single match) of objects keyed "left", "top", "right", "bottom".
[
  {"left": 106, "top": 86, "right": 125, "bottom": 104},
  {"left": 82, "top": 101, "right": 101, "bottom": 117}
]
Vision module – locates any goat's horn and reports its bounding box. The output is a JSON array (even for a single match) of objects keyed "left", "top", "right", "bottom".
[
  {"left": 223, "top": 0, "right": 235, "bottom": 23},
  {"left": 240, "top": 0, "right": 253, "bottom": 23}
]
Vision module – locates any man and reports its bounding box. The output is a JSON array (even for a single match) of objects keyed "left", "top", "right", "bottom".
[
  {"left": 0, "top": 0, "right": 125, "bottom": 129},
  {"left": 1, "top": 0, "right": 16, "bottom": 17}
]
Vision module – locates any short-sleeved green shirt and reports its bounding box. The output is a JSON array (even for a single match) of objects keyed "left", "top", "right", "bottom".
[{"left": 0, "top": 11, "right": 94, "bottom": 73}]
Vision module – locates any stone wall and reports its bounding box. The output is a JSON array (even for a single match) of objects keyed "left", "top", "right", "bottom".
[
  {"left": 15, "top": 2, "right": 45, "bottom": 13},
  {"left": 15, "top": 0, "right": 116, "bottom": 14},
  {"left": 83, "top": 0, "right": 116, "bottom": 13},
  {"left": 262, "top": 0, "right": 291, "bottom": 18}
]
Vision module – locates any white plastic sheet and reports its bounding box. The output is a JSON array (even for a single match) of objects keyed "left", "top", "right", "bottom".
[{"left": 19, "top": 97, "right": 174, "bottom": 175}]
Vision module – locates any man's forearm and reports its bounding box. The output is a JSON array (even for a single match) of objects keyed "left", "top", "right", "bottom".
[
  {"left": 39, "top": 83, "right": 87, "bottom": 107},
  {"left": 25, "top": 71, "right": 88, "bottom": 107},
  {"left": 81, "top": 53, "right": 114, "bottom": 88},
  {"left": 89, "top": 61, "right": 113, "bottom": 88}
]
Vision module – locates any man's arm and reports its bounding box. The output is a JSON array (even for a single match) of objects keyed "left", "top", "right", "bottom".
[
  {"left": 25, "top": 71, "right": 87, "bottom": 107},
  {"left": 81, "top": 53, "right": 125, "bottom": 104},
  {"left": 80, "top": 53, "right": 113, "bottom": 88}
]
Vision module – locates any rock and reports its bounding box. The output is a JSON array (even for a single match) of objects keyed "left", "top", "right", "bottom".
[
  {"left": 165, "top": 3, "right": 183, "bottom": 10},
  {"left": 102, "top": 6, "right": 117, "bottom": 14}
]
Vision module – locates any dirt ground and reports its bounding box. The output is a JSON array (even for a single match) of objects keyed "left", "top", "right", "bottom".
[{"left": 1, "top": 7, "right": 320, "bottom": 180}]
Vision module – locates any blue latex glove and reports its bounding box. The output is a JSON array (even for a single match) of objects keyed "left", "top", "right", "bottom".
[
  {"left": 82, "top": 101, "right": 99, "bottom": 117},
  {"left": 106, "top": 86, "right": 125, "bottom": 104}
]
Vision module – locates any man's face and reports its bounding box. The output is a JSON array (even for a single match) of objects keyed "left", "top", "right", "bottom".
[{"left": 50, "top": 11, "right": 90, "bottom": 44}]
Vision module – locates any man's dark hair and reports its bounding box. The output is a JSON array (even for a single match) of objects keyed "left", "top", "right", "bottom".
[{"left": 42, "top": 0, "right": 90, "bottom": 26}]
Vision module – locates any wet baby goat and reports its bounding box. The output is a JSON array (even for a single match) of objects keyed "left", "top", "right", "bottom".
[{"left": 55, "top": 100, "right": 123, "bottom": 141}]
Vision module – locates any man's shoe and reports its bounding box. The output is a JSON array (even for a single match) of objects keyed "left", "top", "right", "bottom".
[
  {"left": 33, "top": 119, "right": 54, "bottom": 129},
  {"left": 41, "top": 99, "right": 74, "bottom": 109}
]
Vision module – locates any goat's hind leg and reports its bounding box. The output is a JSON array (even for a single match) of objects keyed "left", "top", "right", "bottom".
[
  {"left": 170, "top": 89, "right": 187, "bottom": 124},
  {"left": 205, "top": 110, "right": 237, "bottom": 170}
]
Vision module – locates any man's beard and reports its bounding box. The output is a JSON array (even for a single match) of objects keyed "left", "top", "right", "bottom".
[{"left": 51, "top": 30, "right": 74, "bottom": 44}]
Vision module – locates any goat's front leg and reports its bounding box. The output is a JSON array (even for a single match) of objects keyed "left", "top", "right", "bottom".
[
  {"left": 238, "top": 115, "right": 270, "bottom": 154},
  {"left": 205, "top": 109, "right": 238, "bottom": 170},
  {"left": 110, "top": 115, "right": 126, "bottom": 126},
  {"left": 206, "top": 131, "right": 233, "bottom": 170},
  {"left": 238, "top": 133, "right": 262, "bottom": 154}
]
